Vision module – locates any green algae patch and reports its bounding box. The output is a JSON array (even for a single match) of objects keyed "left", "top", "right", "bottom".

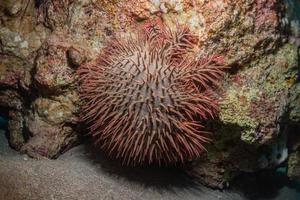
[
  {"left": 288, "top": 83, "right": 300, "bottom": 124},
  {"left": 245, "top": 43, "right": 298, "bottom": 92},
  {"left": 219, "top": 87, "right": 260, "bottom": 144},
  {"left": 288, "top": 152, "right": 300, "bottom": 180},
  {"left": 218, "top": 43, "right": 299, "bottom": 145}
]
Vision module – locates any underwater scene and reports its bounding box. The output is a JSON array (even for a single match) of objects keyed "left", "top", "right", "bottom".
[{"left": 0, "top": 0, "right": 300, "bottom": 199}]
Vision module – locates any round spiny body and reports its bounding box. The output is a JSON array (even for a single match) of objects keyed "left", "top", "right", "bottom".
[{"left": 78, "top": 30, "right": 224, "bottom": 165}]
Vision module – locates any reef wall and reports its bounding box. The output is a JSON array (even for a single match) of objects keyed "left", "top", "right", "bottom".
[{"left": 0, "top": 0, "right": 299, "bottom": 188}]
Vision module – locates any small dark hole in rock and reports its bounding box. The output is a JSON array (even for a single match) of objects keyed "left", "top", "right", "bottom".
[
  {"left": 277, "top": 153, "right": 282, "bottom": 159},
  {"left": 0, "top": 106, "right": 9, "bottom": 139}
]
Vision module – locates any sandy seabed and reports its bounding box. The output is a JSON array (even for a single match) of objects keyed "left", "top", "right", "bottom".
[{"left": 0, "top": 130, "right": 298, "bottom": 200}]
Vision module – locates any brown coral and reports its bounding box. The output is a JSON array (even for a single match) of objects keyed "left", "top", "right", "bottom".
[{"left": 78, "top": 25, "right": 225, "bottom": 165}]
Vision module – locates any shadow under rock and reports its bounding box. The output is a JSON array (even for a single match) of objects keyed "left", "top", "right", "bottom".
[
  {"left": 83, "top": 139, "right": 203, "bottom": 193},
  {"left": 0, "top": 107, "right": 9, "bottom": 138},
  {"left": 231, "top": 167, "right": 300, "bottom": 200}
]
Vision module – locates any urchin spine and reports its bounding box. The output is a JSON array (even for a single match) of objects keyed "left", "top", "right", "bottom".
[{"left": 78, "top": 25, "right": 225, "bottom": 165}]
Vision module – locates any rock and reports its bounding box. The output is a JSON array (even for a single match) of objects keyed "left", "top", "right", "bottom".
[
  {"left": 188, "top": 43, "right": 298, "bottom": 188},
  {"left": 34, "top": 34, "right": 76, "bottom": 94},
  {"left": 2, "top": 0, "right": 23, "bottom": 17},
  {"left": 220, "top": 43, "right": 297, "bottom": 146},
  {"left": 188, "top": 158, "right": 230, "bottom": 189},
  {"left": 288, "top": 151, "right": 300, "bottom": 180},
  {"left": 68, "top": 1, "right": 113, "bottom": 52},
  {"left": 286, "top": 83, "right": 300, "bottom": 181},
  {"left": 21, "top": 125, "right": 78, "bottom": 159},
  {"left": 288, "top": 83, "right": 300, "bottom": 124},
  {"left": 0, "top": 55, "right": 32, "bottom": 90},
  {"left": 28, "top": 93, "right": 79, "bottom": 127},
  {"left": 67, "top": 47, "right": 87, "bottom": 68},
  {"left": 0, "top": 90, "right": 23, "bottom": 110},
  {"left": 0, "top": 27, "right": 30, "bottom": 58},
  {"left": 0, "top": 0, "right": 49, "bottom": 55},
  {"left": 0, "top": 90, "right": 26, "bottom": 150},
  {"left": 7, "top": 110, "right": 25, "bottom": 150},
  {"left": 127, "top": 0, "right": 152, "bottom": 21},
  {"left": 22, "top": 91, "right": 80, "bottom": 158},
  {"left": 37, "top": 0, "right": 73, "bottom": 31}
]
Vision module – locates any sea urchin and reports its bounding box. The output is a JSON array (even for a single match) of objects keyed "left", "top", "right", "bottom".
[{"left": 78, "top": 24, "right": 225, "bottom": 165}]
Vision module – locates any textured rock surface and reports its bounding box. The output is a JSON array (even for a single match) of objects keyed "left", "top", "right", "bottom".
[
  {"left": 284, "top": 0, "right": 300, "bottom": 182},
  {"left": 287, "top": 83, "right": 300, "bottom": 180},
  {"left": 288, "top": 151, "right": 300, "bottom": 180},
  {"left": 0, "top": 0, "right": 299, "bottom": 188},
  {"left": 188, "top": 37, "right": 299, "bottom": 188},
  {"left": 0, "top": 1, "right": 81, "bottom": 158}
]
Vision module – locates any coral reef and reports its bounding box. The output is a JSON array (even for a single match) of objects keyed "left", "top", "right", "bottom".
[{"left": 0, "top": 0, "right": 299, "bottom": 188}]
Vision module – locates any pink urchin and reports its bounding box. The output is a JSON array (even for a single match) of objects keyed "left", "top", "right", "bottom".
[{"left": 78, "top": 23, "right": 226, "bottom": 165}]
